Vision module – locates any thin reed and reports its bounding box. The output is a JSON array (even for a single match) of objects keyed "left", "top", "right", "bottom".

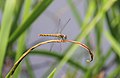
[{"left": 6, "top": 39, "right": 93, "bottom": 78}]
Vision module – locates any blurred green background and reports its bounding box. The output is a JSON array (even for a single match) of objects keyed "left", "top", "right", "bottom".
[{"left": 0, "top": 0, "right": 120, "bottom": 78}]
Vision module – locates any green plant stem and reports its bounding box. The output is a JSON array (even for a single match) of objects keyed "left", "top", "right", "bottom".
[
  {"left": 68, "top": 0, "right": 82, "bottom": 26},
  {"left": 105, "top": 31, "right": 120, "bottom": 57},
  {"left": 91, "top": 47, "right": 112, "bottom": 76},
  {"left": 42, "top": 61, "right": 58, "bottom": 78},
  {"left": 9, "top": 0, "right": 53, "bottom": 44},
  {"left": 10, "top": 0, "right": 24, "bottom": 35},
  {"left": 14, "top": 0, "right": 31, "bottom": 77},
  {"left": 47, "top": 68, "right": 56, "bottom": 78},
  {"left": 25, "top": 57, "right": 35, "bottom": 78},
  {"left": 107, "top": 65, "right": 120, "bottom": 78},
  {"left": 0, "top": 0, "right": 16, "bottom": 76}
]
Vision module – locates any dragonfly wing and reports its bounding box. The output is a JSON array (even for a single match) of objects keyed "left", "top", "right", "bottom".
[
  {"left": 49, "top": 37, "right": 62, "bottom": 53},
  {"left": 49, "top": 43, "right": 55, "bottom": 52},
  {"left": 59, "top": 42, "right": 62, "bottom": 53}
]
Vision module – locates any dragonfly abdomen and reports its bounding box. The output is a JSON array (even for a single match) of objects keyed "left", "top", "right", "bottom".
[
  {"left": 39, "top": 34, "right": 67, "bottom": 40},
  {"left": 39, "top": 34, "right": 60, "bottom": 37}
]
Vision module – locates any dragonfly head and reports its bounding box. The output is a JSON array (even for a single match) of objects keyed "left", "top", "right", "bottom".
[{"left": 63, "top": 35, "right": 67, "bottom": 40}]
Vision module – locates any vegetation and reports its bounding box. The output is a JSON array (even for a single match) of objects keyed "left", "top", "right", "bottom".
[{"left": 0, "top": 0, "right": 119, "bottom": 78}]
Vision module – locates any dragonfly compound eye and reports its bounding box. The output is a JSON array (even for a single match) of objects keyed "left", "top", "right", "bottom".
[
  {"left": 64, "top": 35, "right": 67, "bottom": 39},
  {"left": 62, "top": 35, "right": 67, "bottom": 40}
]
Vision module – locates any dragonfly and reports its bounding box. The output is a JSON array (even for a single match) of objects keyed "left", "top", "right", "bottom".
[
  {"left": 38, "top": 19, "right": 93, "bottom": 62},
  {"left": 38, "top": 19, "right": 71, "bottom": 52},
  {"left": 38, "top": 19, "right": 70, "bottom": 40}
]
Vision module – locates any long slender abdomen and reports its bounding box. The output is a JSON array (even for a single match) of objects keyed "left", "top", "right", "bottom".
[{"left": 39, "top": 34, "right": 60, "bottom": 37}]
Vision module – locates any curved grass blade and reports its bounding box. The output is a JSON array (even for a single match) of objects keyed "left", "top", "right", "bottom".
[{"left": 6, "top": 39, "right": 90, "bottom": 78}]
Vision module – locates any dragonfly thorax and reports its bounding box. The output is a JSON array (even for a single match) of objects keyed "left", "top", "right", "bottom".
[{"left": 59, "top": 34, "right": 67, "bottom": 40}]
